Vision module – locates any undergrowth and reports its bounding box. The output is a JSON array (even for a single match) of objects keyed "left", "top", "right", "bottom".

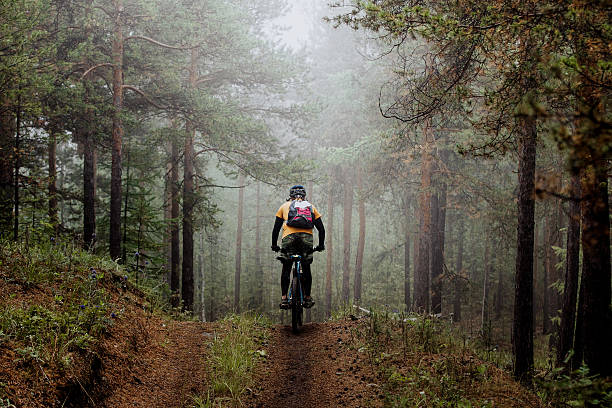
[
  {"left": 192, "top": 313, "right": 270, "bottom": 408},
  {"left": 0, "top": 240, "right": 119, "bottom": 368},
  {"left": 352, "top": 309, "right": 611, "bottom": 407}
]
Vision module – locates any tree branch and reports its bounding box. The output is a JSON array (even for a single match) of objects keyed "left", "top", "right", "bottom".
[
  {"left": 123, "top": 35, "right": 195, "bottom": 50},
  {"left": 122, "top": 85, "right": 165, "bottom": 110},
  {"left": 80, "top": 63, "right": 113, "bottom": 80}
]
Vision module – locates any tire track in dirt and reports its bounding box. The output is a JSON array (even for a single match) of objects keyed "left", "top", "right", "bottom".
[{"left": 246, "top": 320, "right": 383, "bottom": 408}]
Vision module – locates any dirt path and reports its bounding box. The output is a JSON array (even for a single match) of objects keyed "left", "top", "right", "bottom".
[
  {"left": 246, "top": 320, "right": 382, "bottom": 408},
  {"left": 93, "top": 308, "right": 213, "bottom": 408}
]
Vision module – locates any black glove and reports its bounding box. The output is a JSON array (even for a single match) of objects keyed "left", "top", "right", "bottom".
[
  {"left": 314, "top": 245, "right": 325, "bottom": 252},
  {"left": 271, "top": 245, "right": 280, "bottom": 252}
]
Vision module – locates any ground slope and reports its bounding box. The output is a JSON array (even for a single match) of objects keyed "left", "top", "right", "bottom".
[{"left": 245, "top": 321, "right": 383, "bottom": 408}]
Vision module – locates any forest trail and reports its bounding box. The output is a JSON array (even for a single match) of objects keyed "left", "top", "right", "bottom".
[
  {"left": 95, "top": 313, "right": 212, "bottom": 408},
  {"left": 245, "top": 320, "right": 382, "bottom": 408}
]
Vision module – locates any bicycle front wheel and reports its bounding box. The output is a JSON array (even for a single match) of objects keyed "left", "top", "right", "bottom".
[{"left": 291, "top": 268, "right": 302, "bottom": 333}]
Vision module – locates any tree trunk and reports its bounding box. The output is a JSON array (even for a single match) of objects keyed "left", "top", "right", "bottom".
[
  {"left": 170, "top": 137, "right": 180, "bottom": 307},
  {"left": 325, "top": 175, "right": 334, "bottom": 318},
  {"left": 543, "top": 216, "right": 552, "bottom": 334},
  {"left": 182, "top": 47, "right": 199, "bottom": 312},
  {"left": 454, "top": 219, "right": 464, "bottom": 322},
  {"left": 109, "top": 0, "right": 124, "bottom": 260},
  {"left": 83, "top": 128, "right": 96, "bottom": 249},
  {"left": 512, "top": 114, "right": 537, "bottom": 383},
  {"left": 13, "top": 96, "right": 21, "bottom": 241},
  {"left": 182, "top": 120, "right": 195, "bottom": 312},
  {"left": 578, "top": 163, "right": 611, "bottom": 375},
  {"left": 557, "top": 173, "right": 581, "bottom": 368},
  {"left": 431, "top": 175, "right": 447, "bottom": 315},
  {"left": 0, "top": 99, "right": 14, "bottom": 239},
  {"left": 494, "top": 252, "right": 504, "bottom": 320},
  {"left": 415, "top": 121, "right": 434, "bottom": 313},
  {"left": 533, "top": 218, "right": 539, "bottom": 331},
  {"left": 341, "top": 170, "right": 353, "bottom": 304},
  {"left": 234, "top": 172, "right": 245, "bottom": 312},
  {"left": 404, "top": 191, "right": 411, "bottom": 311},
  {"left": 353, "top": 167, "right": 365, "bottom": 304},
  {"left": 199, "top": 231, "right": 206, "bottom": 322},
  {"left": 121, "top": 146, "right": 130, "bottom": 263},
  {"left": 48, "top": 130, "right": 58, "bottom": 234},
  {"left": 481, "top": 240, "right": 491, "bottom": 333},
  {"left": 255, "top": 182, "right": 263, "bottom": 310}
]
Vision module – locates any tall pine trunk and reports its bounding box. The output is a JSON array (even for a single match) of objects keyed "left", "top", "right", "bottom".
[
  {"left": 578, "top": 164, "right": 611, "bottom": 375},
  {"left": 557, "top": 173, "right": 581, "bottom": 368},
  {"left": 481, "top": 240, "right": 491, "bottom": 332},
  {"left": 415, "top": 121, "right": 434, "bottom": 313},
  {"left": 170, "top": 138, "right": 180, "bottom": 307},
  {"left": 341, "top": 170, "right": 353, "bottom": 304},
  {"left": 182, "top": 48, "right": 200, "bottom": 312},
  {"left": 453, "top": 219, "right": 464, "bottom": 322},
  {"left": 0, "top": 98, "right": 14, "bottom": 239},
  {"left": 255, "top": 182, "right": 263, "bottom": 310},
  {"left": 431, "top": 177, "right": 446, "bottom": 315},
  {"left": 573, "top": 16, "right": 612, "bottom": 376},
  {"left": 543, "top": 216, "right": 552, "bottom": 334},
  {"left": 353, "top": 168, "right": 365, "bottom": 304},
  {"left": 234, "top": 172, "right": 245, "bottom": 312},
  {"left": 109, "top": 0, "right": 124, "bottom": 260},
  {"left": 83, "top": 128, "right": 96, "bottom": 249},
  {"left": 199, "top": 231, "right": 206, "bottom": 322},
  {"left": 404, "top": 191, "right": 411, "bottom": 311},
  {"left": 512, "top": 113, "right": 537, "bottom": 382},
  {"left": 325, "top": 175, "right": 334, "bottom": 318},
  {"left": 48, "top": 130, "right": 58, "bottom": 234}
]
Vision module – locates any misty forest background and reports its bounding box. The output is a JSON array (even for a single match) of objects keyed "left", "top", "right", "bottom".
[{"left": 1, "top": 0, "right": 610, "bottom": 382}]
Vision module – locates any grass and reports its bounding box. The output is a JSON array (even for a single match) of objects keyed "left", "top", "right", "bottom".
[
  {"left": 0, "top": 240, "right": 119, "bottom": 368},
  {"left": 350, "top": 309, "right": 612, "bottom": 407},
  {"left": 348, "top": 308, "right": 539, "bottom": 407},
  {"left": 192, "top": 313, "right": 270, "bottom": 408}
]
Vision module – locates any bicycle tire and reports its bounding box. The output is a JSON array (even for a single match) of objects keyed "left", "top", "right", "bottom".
[{"left": 291, "top": 265, "right": 302, "bottom": 333}]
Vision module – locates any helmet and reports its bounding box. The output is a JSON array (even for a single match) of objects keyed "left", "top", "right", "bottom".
[{"left": 289, "top": 185, "right": 306, "bottom": 199}]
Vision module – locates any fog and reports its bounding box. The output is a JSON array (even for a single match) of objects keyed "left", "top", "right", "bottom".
[{"left": 1, "top": 0, "right": 609, "bottom": 373}]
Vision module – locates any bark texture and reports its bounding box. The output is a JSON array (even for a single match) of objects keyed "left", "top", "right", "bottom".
[
  {"left": 170, "top": 138, "right": 180, "bottom": 307},
  {"left": 234, "top": 172, "right": 245, "bottom": 312},
  {"left": 415, "top": 122, "right": 434, "bottom": 313},
  {"left": 341, "top": 171, "right": 353, "bottom": 304},
  {"left": 557, "top": 173, "right": 581, "bottom": 368},
  {"left": 512, "top": 115, "right": 536, "bottom": 382},
  {"left": 325, "top": 176, "right": 334, "bottom": 318},
  {"left": 453, "top": 219, "right": 464, "bottom": 322},
  {"left": 353, "top": 168, "right": 365, "bottom": 304},
  {"left": 109, "top": 0, "right": 124, "bottom": 260}
]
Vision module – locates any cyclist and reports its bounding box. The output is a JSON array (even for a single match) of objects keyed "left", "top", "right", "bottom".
[{"left": 271, "top": 185, "right": 325, "bottom": 310}]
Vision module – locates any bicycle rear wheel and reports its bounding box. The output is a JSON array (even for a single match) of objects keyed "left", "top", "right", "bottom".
[{"left": 291, "top": 267, "right": 302, "bottom": 333}]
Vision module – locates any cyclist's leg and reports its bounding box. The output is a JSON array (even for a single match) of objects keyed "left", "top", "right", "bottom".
[
  {"left": 302, "top": 262, "right": 312, "bottom": 297},
  {"left": 281, "top": 261, "right": 291, "bottom": 297}
]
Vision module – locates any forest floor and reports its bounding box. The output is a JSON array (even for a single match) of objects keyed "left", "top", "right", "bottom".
[
  {"left": 244, "top": 320, "right": 383, "bottom": 408},
  {"left": 244, "top": 317, "right": 544, "bottom": 408},
  {"left": 0, "top": 244, "right": 545, "bottom": 407}
]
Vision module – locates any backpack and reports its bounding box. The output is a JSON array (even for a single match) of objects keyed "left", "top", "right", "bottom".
[{"left": 286, "top": 200, "right": 314, "bottom": 229}]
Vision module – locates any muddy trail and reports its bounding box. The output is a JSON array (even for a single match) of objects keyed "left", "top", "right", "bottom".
[{"left": 245, "top": 320, "right": 383, "bottom": 408}]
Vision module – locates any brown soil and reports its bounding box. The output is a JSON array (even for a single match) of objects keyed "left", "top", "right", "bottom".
[
  {"left": 0, "top": 266, "right": 215, "bottom": 408},
  {"left": 245, "top": 320, "right": 383, "bottom": 408}
]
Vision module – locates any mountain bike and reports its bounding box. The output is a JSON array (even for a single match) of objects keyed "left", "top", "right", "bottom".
[{"left": 286, "top": 249, "right": 320, "bottom": 334}]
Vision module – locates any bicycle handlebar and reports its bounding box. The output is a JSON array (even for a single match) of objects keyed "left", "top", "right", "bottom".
[{"left": 279, "top": 247, "right": 323, "bottom": 255}]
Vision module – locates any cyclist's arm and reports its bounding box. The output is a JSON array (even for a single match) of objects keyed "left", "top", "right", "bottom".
[
  {"left": 313, "top": 218, "right": 325, "bottom": 247},
  {"left": 271, "top": 216, "right": 284, "bottom": 246}
]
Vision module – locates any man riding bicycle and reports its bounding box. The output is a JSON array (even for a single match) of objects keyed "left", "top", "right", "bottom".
[{"left": 271, "top": 185, "right": 325, "bottom": 310}]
